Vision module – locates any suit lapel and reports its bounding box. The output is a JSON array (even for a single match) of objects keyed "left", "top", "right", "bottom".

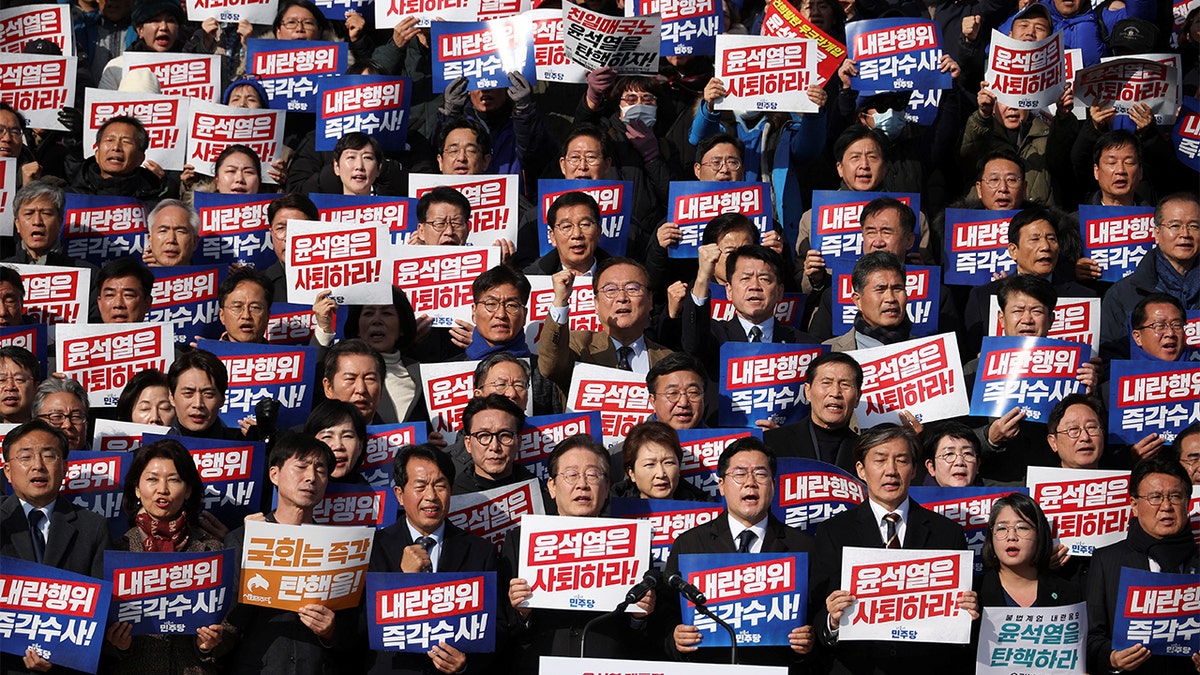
[
  {"left": 706, "top": 513, "right": 737, "bottom": 553},
  {"left": 903, "top": 499, "right": 931, "bottom": 549},
  {"left": 1, "top": 497, "right": 37, "bottom": 561},
  {"left": 42, "top": 498, "right": 78, "bottom": 568},
  {"left": 856, "top": 503, "right": 885, "bottom": 548}
]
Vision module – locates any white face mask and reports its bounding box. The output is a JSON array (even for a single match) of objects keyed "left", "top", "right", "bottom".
[
  {"left": 733, "top": 108, "right": 764, "bottom": 125},
  {"left": 871, "top": 109, "right": 906, "bottom": 139},
  {"left": 620, "top": 103, "right": 657, "bottom": 128}
]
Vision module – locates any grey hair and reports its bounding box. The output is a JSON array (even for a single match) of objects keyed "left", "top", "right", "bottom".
[
  {"left": 147, "top": 199, "right": 199, "bottom": 235},
  {"left": 13, "top": 181, "right": 65, "bottom": 216},
  {"left": 33, "top": 377, "right": 89, "bottom": 419},
  {"left": 473, "top": 352, "right": 531, "bottom": 389}
]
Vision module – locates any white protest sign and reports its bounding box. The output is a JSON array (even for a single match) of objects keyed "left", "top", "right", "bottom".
[
  {"left": 186, "top": 0, "right": 278, "bottom": 25},
  {"left": 419, "top": 359, "right": 481, "bottom": 444},
  {"left": 985, "top": 30, "right": 1064, "bottom": 111},
  {"left": 567, "top": 363, "right": 653, "bottom": 446},
  {"left": 714, "top": 35, "right": 817, "bottom": 113},
  {"left": 56, "top": 322, "right": 176, "bottom": 408},
  {"left": 375, "top": 0, "right": 481, "bottom": 28},
  {"left": 407, "top": 173, "right": 519, "bottom": 247},
  {"left": 447, "top": 478, "right": 546, "bottom": 550},
  {"left": 0, "top": 5, "right": 74, "bottom": 56},
  {"left": 84, "top": 88, "right": 190, "bottom": 171},
  {"left": 0, "top": 53, "right": 77, "bottom": 131},
  {"left": 92, "top": 419, "right": 170, "bottom": 453},
  {"left": 523, "top": 275, "right": 601, "bottom": 352},
  {"left": 839, "top": 546, "right": 974, "bottom": 643},
  {"left": 1074, "top": 58, "right": 1180, "bottom": 125},
  {"left": 1026, "top": 467, "right": 1130, "bottom": 557},
  {"left": 393, "top": 245, "right": 500, "bottom": 327},
  {"left": 975, "top": 603, "right": 1087, "bottom": 675},
  {"left": 517, "top": 514, "right": 651, "bottom": 612},
  {"left": 284, "top": 219, "right": 392, "bottom": 305},
  {"left": 987, "top": 296, "right": 1101, "bottom": 353},
  {"left": 10, "top": 263, "right": 91, "bottom": 325},
  {"left": 848, "top": 333, "right": 969, "bottom": 427},
  {"left": 529, "top": 9, "right": 589, "bottom": 84},
  {"left": 123, "top": 53, "right": 222, "bottom": 102},
  {"left": 184, "top": 100, "right": 285, "bottom": 181},
  {"left": 562, "top": 3, "right": 662, "bottom": 74}
]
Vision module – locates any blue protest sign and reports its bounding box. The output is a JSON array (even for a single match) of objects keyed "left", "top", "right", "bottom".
[
  {"left": 910, "top": 486, "right": 1027, "bottom": 575},
  {"left": 516, "top": 411, "right": 604, "bottom": 484},
  {"left": 431, "top": 19, "right": 536, "bottom": 93},
  {"left": 771, "top": 457, "right": 865, "bottom": 534},
  {"left": 719, "top": 342, "right": 827, "bottom": 427},
  {"left": 941, "top": 208, "right": 1018, "bottom": 286},
  {"left": 265, "top": 301, "right": 348, "bottom": 346},
  {"left": 367, "top": 572, "right": 497, "bottom": 652},
  {"left": 1113, "top": 568, "right": 1200, "bottom": 656},
  {"left": 313, "top": 0, "right": 371, "bottom": 20},
  {"left": 61, "top": 194, "right": 145, "bottom": 267},
  {"left": 667, "top": 181, "right": 771, "bottom": 259},
  {"left": 537, "top": 179, "right": 633, "bottom": 257},
  {"left": 678, "top": 428, "right": 763, "bottom": 498},
  {"left": 149, "top": 265, "right": 226, "bottom": 345},
  {"left": 677, "top": 552, "right": 808, "bottom": 646},
  {"left": 105, "top": 549, "right": 235, "bottom": 636},
  {"left": 360, "top": 423, "right": 430, "bottom": 487},
  {"left": 1107, "top": 360, "right": 1200, "bottom": 444},
  {"left": 1173, "top": 97, "right": 1200, "bottom": 171},
  {"left": 828, "top": 262, "right": 940, "bottom": 337},
  {"left": 316, "top": 75, "right": 411, "bottom": 152},
  {"left": 709, "top": 285, "right": 806, "bottom": 328},
  {"left": 60, "top": 450, "right": 131, "bottom": 540},
  {"left": 0, "top": 323, "right": 47, "bottom": 377},
  {"left": 0, "top": 556, "right": 113, "bottom": 674},
  {"left": 311, "top": 192, "right": 419, "bottom": 245},
  {"left": 193, "top": 192, "right": 277, "bottom": 270},
  {"left": 611, "top": 498, "right": 724, "bottom": 571},
  {"left": 275, "top": 480, "right": 400, "bottom": 528},
  {"left": 246, "top": 39, "right": 348, "bottom": 112},
  {"left": 629, "top": 0, "right": 723, "bottom": 56},
  {"left": 971, "top": 336, "right": 1088, "bottom": 423},
  {"left": 143, "top": 434, "right": 266, "bottom": 528},
  {"left": 845, "top": 19, "right": 950, "bottom": 92},
  {"left": 809, "top": 190, "right": 920, "bottom": 262},
  {"left": 904, "top": 88, "right": 941, "bottom": 126},
  {"left": 1078, "top": 205, "right": 1156, "bottom": 283},
  {"left": 198, "top": 339, "right": 318, "bottom": 429}
]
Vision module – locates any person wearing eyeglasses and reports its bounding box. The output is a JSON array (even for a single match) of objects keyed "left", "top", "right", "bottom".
[
  {"left": 1172, "top": 422, "right": 1200, "bottom": 486},
  {"left": 449, "top": 353, "right": 539, "bottom": 482},
  {"left": 32, "top": 378, "right": 90, "bottom": 452},
  {"left": 1086, "top": 458, "right": 1200, "bottom": 675},
  {"left": 454, "top": 394, "right": 542, "bottom": 497},
  {"left": 524, "top": 191, "right": 611, "bottom": 278},
  {"left": 1045, "top": 394, "right": 1107, "bottom": 471},
  {"left": 975, "top": 493, "right": 1081, "bottom": 613},
  {"left": 665, "top": 436, "right": 817, "bottom": 669},
  {"left": 1130, "top": 293, "right": 1188, "bottom": 362},
  {"left": 216, "top": 268, "right": 273, "bottom": 344},
  {"left": 1101, "top": 192, "right": 1200, "bottom": 360},
  {"left": 920, "top": 422, "right": 983, "bottom": 487}
]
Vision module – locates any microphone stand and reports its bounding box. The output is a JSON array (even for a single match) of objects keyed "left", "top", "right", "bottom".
[
  {"left": 693, "top": 599, "right": 738, "bottom": 665},
  {"left": 579, "top": 599, "right": 632, "bottom": 658}
]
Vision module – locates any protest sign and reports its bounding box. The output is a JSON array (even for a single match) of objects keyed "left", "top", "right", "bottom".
[
  {"left": 970, "top": 337, "right": 1088, "bottom": 422},
  {"left": 567, "top": 363, "right": 654, "bottom": 445},
  {"left": 809, "top": 190, "right": 920, "bottom": 262},
  {"left": 1107, "top": 360, "right": 1200, "bottom": 444},
  {"left": 313, "top": 0, "right": 369, "bottom": 19},
  {"left": 1113, "top": 569, "right": 1200, "bottom": 656},
  {"left": 57, "top": 323, "right": 174, "bottom": 408},
  {"left": 910, "top": 486, "right": 1027, "bottom": 575},
  {"left": 611, "top": 498, "right": 725, "bottom": 571},
  {"left": 0, "top": 5, "right": 73, "bottom": 55},
  {"left": 679, "top": 428, "right": 761, "bottom": 498},
  {"left": 719, "top": 342, "right": 827, "bottom": 427},
  {"left": 92, "top": 419, "right": 167, "bottom": 452},
  {"left": 629, "top": 0, "right": 721, "bottom": 56},
  {"left": 759, "top": 0, "right": 845, "bottom": 85},
  {"left": 239, "top": 520, "right": 374, "bottom": 611},
  {"left": 839, "top": 547, "right": 974, "bottom": 643},
  {"left": 667, "top": 181, "right": 771, "bottom": 258},
  {"left": 430, "top": 18, "right": 536, "bottom": 93},
  {"left": 194, "top": 192, "right": 277, "bottom": 268},
  {"left": 516, "top": 411, "right": 604, "bottom": 483},
  {"left": 144, "top": 434, "right": 266, "bottom": 528},
  {"left": 61, "top": 194, "right": 146, "bottom": 267},
  {"left": 828, "top": 262, "right": 940, "bottom": 337},
  {"left": 123, "top": 53, "right": 221, "bottom": 101},
  {"left": 941, "top": 208, "right": 1018, "bottom": 285},
  {"left": 537, "top": 179, "right": 633, "bottom": 257},
  {"left": 987, "top": 296, "right": 1101, "bottom": 352},
  {"left": 308, "top": 482, "right": 399, "bottom": 528},
  {"left": 846, "top": 19, "right": 949, "bottom": 92},
  {"left": 448, "top": 478, "right": 546, "bottom": 551},
  {"left": 375, "top": 0, "right": 480, "bottom": 28},
  {"left": 185, "top": 101, "right": 284, "bottom": 180},
  {"left": 1078, "top": 206, "right": 1156, "bottom": 282},
  {"left": 394, "top": 245, "right": 500, "bottom": 327},
  {"left": 563, "top": 4, "right": 661, "bottom": 74},
  {"left": 523, "top": 276, "right": 603, "bottom": 351},
  {"left": 516, "top": 514, "right": 650, "bottom": 611},
  {"left": 408, "top": 173, "right": 519, "bottom": 247},
  {"left": 0, "top": 323, "right": 46, "bottom": 377},
  {"left": 0, "top": 157, "right": 13, "bottom": 237},
  {"left": 709, "top": 285, "right": 804, "bottom": 328},
  {"left": 0, "top": 54, "right": 75, "bottom": 132},
  {"left": 849, "top": 333, "right": 969, "bottom": 427},
  {"left": 246, "top": 39, "right": 347, "bottom": 112},
  {"left": 772, "top": 458, "right": 865, "bottom": 534},
  {"left": 360, "top": 423, "right": 429, "bottom": 487},
  {"left": 265, "top": 301, "right": 347, "bottom": 346},
  {"left": 420, "top": 359, "right": 481, "bottom": 443},
  {"left": 285, "top": 219, "right": 392, "bottom": 305},
  {"left": 985, "top": 30, "right": 1064, "bottom": 111},
  {"left": 199, "top": 339, "right": 318, "bottom": 429},
  {"left": 10, "top": 264, "right": 90, "bottom": 325},
  {"left": 1027, "top": 467, "right": 1130, "bottom": 556},
  {"left": 0, "top": 557, "right": 111, "bottom": 674},
  {"left": 367, "top": 572, "right": 496, "bottom": 652},
  {"left": 105, "top": 549, "right": 235, "bottom": 636},
  {"left": 312, "top": 193, "right": 418, "bottom": 246},
  {"left": 715, "top": 35, "right": 816, "bottom": 113},
  {"left": 316, "top": 75, "right": 410, "bottom": 152},
  {"left": 1074, "top": 58, "right": 1179, "bottom": 125},
  {"left": 479, "top": 0, "right": 531, "bottom": 20},
  {"left": 904, "top": 88, "right": 942, "bottom": 126},
  {"left": 677, "top": 553, "right": 808, "bottom": 646},
  {"left": 99, "top": 86, "right": 184, "bottom": 157},
  {"left": 1174, "top": 97, "right": 1200, "bottom": 171},
  {"left": 529, "top": 9, "right": 589, "bottom": 83},
  {"left": 149, "top": 265, "right": 225, "bottom": 345},
  {"left": 61, "top": 450, "right": 130, "bottom": 537},
  {"left": 185, "top": 0, "right": 276, "bottom": 24},
  {"left": 975, "top": 603, "right": 1086, "bottom": 675}
]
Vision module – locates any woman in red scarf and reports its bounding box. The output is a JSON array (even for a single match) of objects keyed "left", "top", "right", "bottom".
[{"left": 103, "top": 439, "right": 226, "bottom": 674}]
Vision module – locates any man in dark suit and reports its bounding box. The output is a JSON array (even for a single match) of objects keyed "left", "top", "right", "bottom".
[
  {"left": 680, "top": 244, "right": 818, "bottom": 378},
  {"left": 368, "top": 443, "right": 502, "bottom": 675},
  {"left": 764, "top": 352, "right": 862, "bottom": 474},
  {"left": 1086, "top": 458, "right": 1200, "bottom": 675},
  {"left": 665, "top": 437, "right": 816, "bottom": 671},
  {"left": 0, "top": 420, "right": 109, "bottom": 672},
  {"left": 811, "top": 425, "right": 979, "bottom": 675}
]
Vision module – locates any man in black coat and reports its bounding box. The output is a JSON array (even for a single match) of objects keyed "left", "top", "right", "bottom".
[
  {"left": 1086, "top": 458, "right": 1200, "bottom": 674},
  {"left": 763, "top": 352, "right": 862, "bottom": 474},
  {"left": 810, "top": 425, "right": 979, "bottom": 675},
  {"left": 665, "top": 437, "right": 817, "bottom": 672},
  {"left": 367, "top": 444, "right": 502, "bottom": 675}
]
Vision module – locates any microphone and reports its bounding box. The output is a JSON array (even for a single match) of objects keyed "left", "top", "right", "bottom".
[
  {"left": 624, "top": 570, "right": 659, "bottom": 604},
  {"left": 667, "top": 573, "right": 707, "bottom": 606}
]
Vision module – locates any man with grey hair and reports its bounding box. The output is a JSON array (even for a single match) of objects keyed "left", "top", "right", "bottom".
[
  {"left": 3, "top": 182, "right": 96, "bottom": 269},
  {"left": 448, "top": 352, "right": 532, "bottom": 479},
  {"left": 67, "top": 115, "right": 171, "bottom": 201},
  {"left": 144, "top": 199, "right": 199, "bottom": 267},
  {"left": 32, "top": 378, "right": 89, "bottom": 452}
]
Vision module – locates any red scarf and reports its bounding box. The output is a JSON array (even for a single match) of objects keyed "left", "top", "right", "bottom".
[{"left": 135, "top": 511, "right": 191, "bottom": 552}]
